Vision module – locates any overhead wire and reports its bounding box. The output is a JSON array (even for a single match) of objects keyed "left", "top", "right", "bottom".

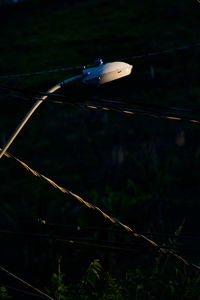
[
  {"left": 0, "top": 147, "right": 200, "bottom": 270},
  {"left": 1, "top": 84, "right": 199, "bottom": 114},
  {"left": 0, "top": 41, "right": 199, "bottom": 79},
  {"left": 120, "top": 41, "right": 200, "bottom": 62},
  {"left": 1, "top": 87, "right": 200, "bottom": 124},
  {"left": 79, "top": 101, "right": 200, "bottom": 124},
  {"left": 1, "top": 229, "right": 200, "bottom": 257},
  {"left": 28, "top": 221, "right": 200, "bottom": 242},
  {"left": 0, "top": 91, "right": 64, "bottom": 104},
  {"left": 0, "top": 41, "right": 200, "bottom": 273},
  {"left": 1, "top": 40, "right": 200, "bottom": 157},
  {"left": 0, "top": 265, "right": 54, "bottom": 300},
  {"left": 0, "top": 65, "right": 89, "bottom": 80},
  {"left": 0, "top": 229, "right": 155, "bottom": 252},
  {"left": 1, "top": 284, "right": 47, "bottom": 299}
]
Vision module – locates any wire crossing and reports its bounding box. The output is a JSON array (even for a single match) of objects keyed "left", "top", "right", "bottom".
[
  {"left": 0, "top": 82, "right": 199, "bottom": 116},
  {"left": 0, "top": 41, "right": 199, "bottom": 79},
  {"left": 28, "top": 221, "right": 200, "bottom": 242},
  {"left": 1, "top": 87, "right": 200, "bottom": 124},
  {"left": 1, "top": 39, "right": 200, "bottom": 158},
  {"left": 1, "top": 148, "right": 200, "bottom": 271},
  {"left": 1, "top": 229, "right": 200, "bottom": 256}
]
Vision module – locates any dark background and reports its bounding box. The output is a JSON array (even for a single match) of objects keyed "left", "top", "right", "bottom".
[{"left": 0, "top": 0, "right": 200, "bottom": 299}]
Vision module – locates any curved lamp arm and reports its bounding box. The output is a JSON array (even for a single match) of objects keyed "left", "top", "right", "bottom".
[
  {"left": 0, "top": 74, "right": 82, "bottom": 159},
  {"left": 0, "top": 60, "right": 133, "bottom": 159}
]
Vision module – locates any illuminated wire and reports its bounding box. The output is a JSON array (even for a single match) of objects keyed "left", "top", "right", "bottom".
[
  {"left": 1, "top": 84, "right": 199, "bottom": 115},
  {"left": 80, "top": 102, "right": 200, "bottom": 124},
  {"left": 1, "top": 87, "right": 200, "bottom": 124},
  {"left": 2, "top": 284, "right": 47, "bottom": 299},
  {"left": 0, "top": 265, "right": 54, "bottom": 300},
  {"left": 1, "top": 148, "right": 199, "bottom": 270},
  {"left": 0, "top": 83, "right": 192, "bottom": 113}
]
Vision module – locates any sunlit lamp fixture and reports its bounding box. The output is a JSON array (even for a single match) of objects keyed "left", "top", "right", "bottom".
[
  {"left": 0, "top": 60, "right": 133, "bottom": 158},
  {"left": 82, "top": 59, "right": 133, "bottom": 86}
]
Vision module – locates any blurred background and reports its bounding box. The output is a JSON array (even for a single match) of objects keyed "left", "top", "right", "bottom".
[{"left": 0, "top": 0, "right": 200, "bottom": 299}]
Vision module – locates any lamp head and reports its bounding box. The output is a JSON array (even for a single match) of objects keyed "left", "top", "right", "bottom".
[{"left": 82, "top": 61, "right": 133, "bottom": 86}]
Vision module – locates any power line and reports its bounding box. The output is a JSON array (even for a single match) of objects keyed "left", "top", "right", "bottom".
[
  {"left": 1, "top": 229, "right": 200, "bottom": 257},
  {"left": 81, "top": 102, "right": 200, "bottom": 124},
  {"left": 1, "top": 42, "right": 200, "bottom": 158},
  {"left": 30, "top": 221, "right": 200, "bottom": 242},
  {"left": 121, "top": 41, "right": 200, "bottom": 62},
  {"left": 0, "top": 229, "right": 154, "bottom": 251},
  {"left": 0, "top": 265, "right": 54, "bottom": 300},
  {"left": 1, "top": 148, "right": 200, "bottom": 270},
  {"left": 0, "top": 41, "right": 199, "bottom": 79},
  {"left": 0, "top": 41, "right": 200, "bottom": 271},
  {"left": 1, "top": 88, "right": 200, "bottom": 124},
  {"left": 1, "top": 84, "right": 199, "bottom": 115},
  {"left": 0, "top": 229, "right": 157, "bottom": 256},
  {"left": 0, "top": 65, "right": 89, "bottom": 80},
  {"left": 2, "top": 284, "right": 47, "bottom": 299},
  {"left": 0, "top": 91, "right": 64, "bottom": 104},
  {"left": 0, "top": 92, "right": 42, "bottom": 103}
]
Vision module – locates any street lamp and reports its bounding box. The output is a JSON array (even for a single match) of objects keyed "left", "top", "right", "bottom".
[
  {"left": 82, "top": 60, "right": 133, "bottom": 86},
  {"left": 0, "top": 60, "right": 133, "bottom": 159}
]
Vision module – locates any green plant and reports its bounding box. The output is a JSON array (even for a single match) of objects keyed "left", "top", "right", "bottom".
[{"left": 0, "top": 286, "right": 12, "bottom": 300}]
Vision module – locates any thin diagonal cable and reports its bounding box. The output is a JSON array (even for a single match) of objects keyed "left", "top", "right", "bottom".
[
  {"left": 0, "top": 229, "right": 154, "bottom": 252},
  {"left": 0, "top": 87, "right": 197, "bottom": 118},
  {"left": 56, "top": 238, "right": 200, "bottom": 257},
  {"left": 1, "top": 148, "right": 199, "bottom": 270},
  {"left": 1, "top": 84, "right": 200, "bottom": 115},
  {"left": 30, "top": 221, "right": 200, "bottom": 241},
  {"left": 0, "top": 265, "right": 54, "bottom": 300},
  {"left": 1, "top": 88, "right": 200, "bottom": 124},
  {"left": 1, "top": 229, "right": 200, "bottom": 256},
  {"left": 0, "top": 42, "right": 199, "bottom": 79},
  {"left": 120, "top": 41, "right": 200, "bottom": 62},
  {"left": 0, "top": 65, "right": 90, "bottom": 80},
  {"left": 2, "top": 284, "right": 47, "bottom": 299},
  {"left": 80, "top": 102, "right": 200, "bottom": 124},
  {"left": 0, "top": 91, "right": 64, "bottom": 104}
]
